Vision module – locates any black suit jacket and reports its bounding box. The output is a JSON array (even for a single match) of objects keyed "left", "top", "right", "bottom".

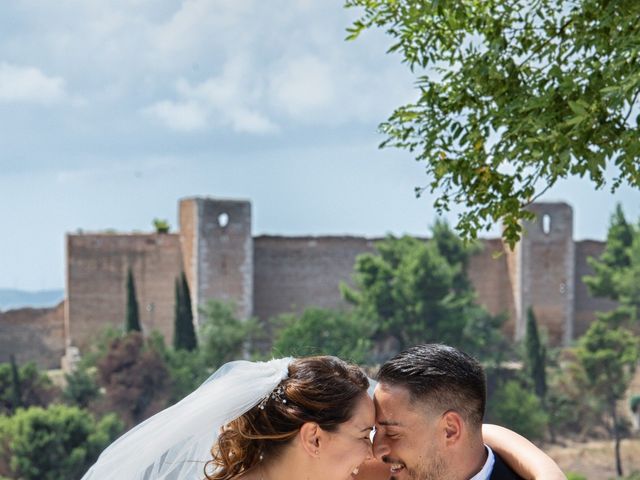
[{"left": 489, "top": 452, "right": 525, "bottom": 480}]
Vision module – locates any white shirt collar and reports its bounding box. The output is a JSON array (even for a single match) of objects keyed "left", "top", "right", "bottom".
[{"left": 469, "top": 445, "right": 495, "bottom": 480}]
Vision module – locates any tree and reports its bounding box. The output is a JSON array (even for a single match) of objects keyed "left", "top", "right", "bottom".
[
  {"left": 584, "top": 204, "right": 635, "bottom": 300},
  {"left": 0, "top": 405, "right": 122, "bottom": 480},
  {"left": 96, "top": 332, "right": 170, "bottom": 427},
  {"left": 578, "top": 204, "right": 640, "bottom": 474},
  {"left": 524, "top": 307, "right": 547, "bottom": 401},
  {"left": 342, "top": 223, "right": 507, "bottom": 358},
  {"left": 145, "top": 330, "right": 209, "bottom": 404},
  {"left": 272, "top": 308, "right": 373, "bottom": 364},
  {"left": 173, "top": 273, "right": 197, "bottom": 351},
  {"left": 152, "top": 218, "right": 170, "bottom": 234},
  {"left": 8, "top": 356, "right": 21, "bottom": 412},
  {"left": 346, "top": 0, "right": 640, "bottom": 246},
  {"left": 62, "top": 368, "right": 100, "bottom": 409},
  {"left": 198, "top": 301, "right": 260, "bottom": 369},
  {"left": 0, "top": 362, "right": 57, "bottom": 415},
  {"left": 545, "top": 350, "right": 603, "bottom": 441},
  {"left": 487, "top": 379, "right": 548, "bottom": 442},
  {"left": 125, "top": 267, "right": 141, "bottom": 333},
  {"left": 576, "top": 319, "right": 639, "bottom": 477}
]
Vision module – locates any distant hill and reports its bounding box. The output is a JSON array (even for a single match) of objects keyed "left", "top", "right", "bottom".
[{"left": 0, "top": 289, "right": 64, "bottom": 312}]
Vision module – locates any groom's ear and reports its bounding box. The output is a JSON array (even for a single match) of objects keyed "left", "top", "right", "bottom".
[
  {"left": 299, "top": 422, "right": 322, "bottom": 457},
  {"left": 441, "top": 410, "right": 463, "bottom": 446}
]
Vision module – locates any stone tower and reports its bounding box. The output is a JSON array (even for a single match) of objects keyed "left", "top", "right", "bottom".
[
  {"left": 509, "top": 202, "right": 575, "bottom": 345},
  {"left": 179, "top": 197, "right": 253, "bottom": 324}
]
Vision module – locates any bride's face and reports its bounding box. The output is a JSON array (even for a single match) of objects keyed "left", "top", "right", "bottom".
[{"left": 320, "top": 393, "right": 375, "bottom": 480}]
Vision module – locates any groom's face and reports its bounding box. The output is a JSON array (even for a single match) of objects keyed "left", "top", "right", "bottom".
[{"left": 372, "top": 382, "right": 449, "bottom": 480}]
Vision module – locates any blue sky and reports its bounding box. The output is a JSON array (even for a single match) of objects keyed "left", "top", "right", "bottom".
[{"left": 0, "top": 0, "right": 638, "bottom": 291}]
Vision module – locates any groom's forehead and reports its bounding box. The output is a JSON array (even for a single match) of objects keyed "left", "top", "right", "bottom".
[
  {"left": 373, "top": 382, "right": 435, "bottom": 422},
  {"left": 373, "top": 382, "right": 415, "bottom": 413}
]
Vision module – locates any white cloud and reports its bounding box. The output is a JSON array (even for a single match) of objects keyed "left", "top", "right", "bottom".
[
  {"left": 143, "top": 100, "right": 208, "bottom": 132},
  {"left": 144, "top": 56, "right": 278, "bottom": 134},
  {"left": 0, "top": 62, "right": 67, "bottom": 104},
  {"left": 269, "top": 55, "right": 335, "bottom": 117},
  {"left": 147, "top": 0, "right": 256, "bottom": 69},
  {"left": 229, "top": 108, "right": 278, "bottom": 134}
]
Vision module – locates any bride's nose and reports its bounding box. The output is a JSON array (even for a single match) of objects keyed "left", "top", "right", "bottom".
[
  {"left": 365, "top": 441, "right": 373, "bottom": 461},
  {"left": 372, "top": 432, "right": 390, "bottom": 460}
]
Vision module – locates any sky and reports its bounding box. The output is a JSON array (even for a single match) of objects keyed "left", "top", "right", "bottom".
[{"left": 0, "top": 0, "right": 638, "bottom": 291}]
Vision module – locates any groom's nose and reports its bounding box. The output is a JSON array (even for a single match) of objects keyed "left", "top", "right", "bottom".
[{"left": 372, "top": 431, "right": 390, "bottom": 460}]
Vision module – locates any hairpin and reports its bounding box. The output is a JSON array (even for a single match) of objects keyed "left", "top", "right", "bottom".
[{"left": 258, "top": 386, "right": 287, "bottom": 410}]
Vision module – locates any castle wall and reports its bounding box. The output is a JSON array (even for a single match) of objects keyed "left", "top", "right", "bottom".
[
  {"left": 518, "top": 203, "right": 575, "bottom": 345},
  {"left": 0, "top": 302, "right": 64, "bottom": 369},
  {"left": 60, "top": 198, "right": 609, "bottom": 366},
  {"left": 66, "top": 233, "right": 182, "bottom": 353},
  {"left": 467, "top": 239, "right": 517, "bottom": 338},
  {"left": 179, "top": 199, "right": 198, "bottom": 315},
  {"left": 180, "top": 198, "right": 253, "bottom": 323},
  {"left": 574, "top": 240, "right": 618, "bottom": 337},
  {"left": 253, "top": 236, "right": 376, "bottom": 321}
]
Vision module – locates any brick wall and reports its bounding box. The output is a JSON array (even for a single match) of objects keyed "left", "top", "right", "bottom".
[
  {"left": 180, "top": 198, "right": 253, "bottom": 323},
  {"left": 253, "top": 236, "right": 377, "bottom": 321},
  {"left": 179, "top": 198, "right": 198, "bottom": 318},
  {"left": 468, "top": 239, "right": 518, "bottom": 339},
  {"left": 0, "top": 302, "right": 64, "bottom": 369},
  {"left": 66, "top": 233, "right": 183, "bottom": 352},
  {"left": 519, "top": 203, "right": 575, "bottom": 345},
  {"left": 57, "top": 199, "right": 609, "bottom": 365}
]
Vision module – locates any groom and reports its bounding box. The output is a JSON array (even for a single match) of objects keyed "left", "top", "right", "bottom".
[{"left": 371, "top": 343, "right": 523, "bottom": 480}]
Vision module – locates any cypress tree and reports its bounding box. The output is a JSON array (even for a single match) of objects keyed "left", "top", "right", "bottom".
[
  {"left": 525, "top": 307, "right": 546, "bottom": 401},
  {"left": 10, "top": 354, "right": 22, "bottom": 411},
  {"left": 173, "top": 272, "right": 197, "bottom": 351},
  {"left": 125, "top": 267, "right": 142, "bottom": 332}
]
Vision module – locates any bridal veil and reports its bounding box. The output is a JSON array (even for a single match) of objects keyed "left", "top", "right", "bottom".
[{"left": 81, "top": 357, "right": 293, "bottom": 480}]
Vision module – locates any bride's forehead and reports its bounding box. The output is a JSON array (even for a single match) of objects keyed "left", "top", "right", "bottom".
[{"left": 351, "top": 394, "right": 375, "bottom": 423}]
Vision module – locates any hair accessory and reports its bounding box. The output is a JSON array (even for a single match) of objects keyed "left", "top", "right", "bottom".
[{"left": 258, "top": 385, "right": 287, "bottom": 410}]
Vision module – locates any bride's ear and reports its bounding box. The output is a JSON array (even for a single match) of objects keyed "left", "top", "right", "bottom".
[{"left": 299, "top": 422, "right": 322, "bottom": 457}]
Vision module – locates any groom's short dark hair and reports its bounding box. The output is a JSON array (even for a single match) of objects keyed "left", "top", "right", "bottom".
[{"left": 376, "top": 343, "right": 486, "bottom": 429}]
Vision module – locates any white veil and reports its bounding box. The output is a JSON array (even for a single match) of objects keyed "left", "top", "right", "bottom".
[{"left": 81, "top": 357, "right": 293, "bottom": 480}]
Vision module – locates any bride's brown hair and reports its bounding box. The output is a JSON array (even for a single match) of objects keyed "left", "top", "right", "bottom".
[{"left": 204, "top": 356, "right": 369, "bottom": 480}]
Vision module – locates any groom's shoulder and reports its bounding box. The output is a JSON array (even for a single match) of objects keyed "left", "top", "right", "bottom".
[{"left": 490, "top": 452, "right": 526, "bottom": 480}]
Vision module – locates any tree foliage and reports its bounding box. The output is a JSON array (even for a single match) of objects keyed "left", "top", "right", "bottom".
[
  {"left": 524, "top": 307, "right": 547, "bottom": 401},
  {"left": 125, "top": 267, "right": 141, "bottom": 333},
  {"left": 584, "top": 204, "right": 635, "bottom": 302},
  {"left": 576, "top": 318, "right": 639, "bottom": 477},
  {"left": 346, "top": 0, "right": 640, "bottom": 246},
  {"left": 272, "top": 308, "right": 373, "bottom": 364},
  {"left": 0, "top": 362, "right": 57, "bottom": 416},
  {"left": 342, "top": 222, "right": 507, "bottom": 358},
  {"left": 545, "top": 350, "right": 603, "bottom": 441},
  {"left": 198, "top": 301, "right": 260, "bottom": 370},
  {"left": 0, "top": 405, "right": 122, "bottom": 480},
  {"left": 579, "top": 205, "right": 640, "bottom": 475},
  {"left": 152, "top": 218, "right": 170, "bottom": 234},
  {"left": 62, "top": 368, "right": 100, "bottom": 410},
  {"left": 487, "top": 379, "right": 548, "bottom": 441},
  {"left": 96, "top": 332, "right": 170, "bottom": 427}
]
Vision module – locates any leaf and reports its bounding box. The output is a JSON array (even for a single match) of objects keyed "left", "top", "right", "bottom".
[{"left": 568, "top": 100, "right": 589, "bottom": 116}]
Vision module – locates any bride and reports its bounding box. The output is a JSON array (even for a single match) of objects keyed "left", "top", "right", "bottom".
[{"left": 82, "top": 356, "right": 563, "bottom": 480}]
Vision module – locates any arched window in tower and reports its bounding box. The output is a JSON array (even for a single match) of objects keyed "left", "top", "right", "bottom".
[
  {"left": 542, "top": 213, "right": 551, "bottom": 235},
  {"left": 218, "top": 212, "right": 229, "bottom": 228}
]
